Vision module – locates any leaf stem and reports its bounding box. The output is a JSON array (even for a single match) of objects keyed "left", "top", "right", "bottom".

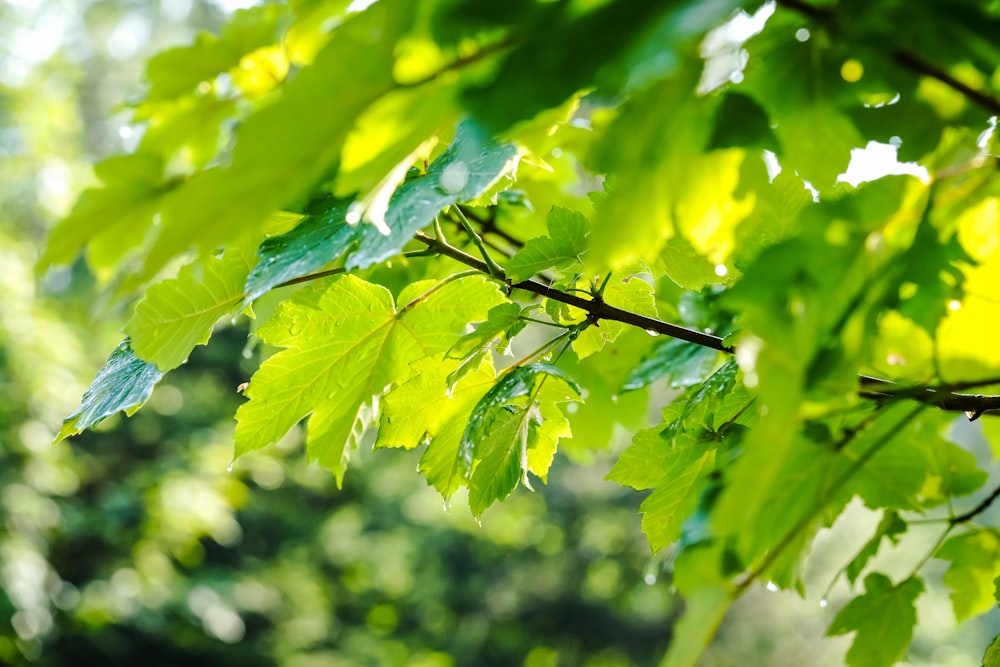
[
  {"left": 452, "top": 206, "right": 507, "bottom": 279},
  {"left": 950, "top": 482, "right": 1000, "bottom": 525}
]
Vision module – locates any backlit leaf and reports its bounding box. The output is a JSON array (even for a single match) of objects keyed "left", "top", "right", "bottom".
[
  {"left": 845, "top": 510, "right": 908, "bottom": 585},
  {"left": 937, "top": 529, "right": 1000, "bottom": 622},
  {"left": 505, "top": 205, "right": 588, "bottom": 282},
  {"left": 126, "top": 240, "right": 257, "bottom": 370},
  {"left": 827, "top": 573, "right": 924, "bottom": 667},
  {"left": 234, "top": 274, "right": 506, "bottom": 483}
]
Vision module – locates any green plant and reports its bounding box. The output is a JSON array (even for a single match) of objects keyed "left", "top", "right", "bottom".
[{"left": 46, "top": 1, "right": 1000, "bottom": 665}]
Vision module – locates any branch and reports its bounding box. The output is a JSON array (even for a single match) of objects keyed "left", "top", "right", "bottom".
[
  {"left": 775, "top": 0, "right": 1000, "bottom": 117},
  {"left": 413, "top": 230, "right": 732, "bottom": 352},
  {"left": 951, "top": 482, "right": 1000, "bottom": 525},
  {"left": 859, "top": 375, "right": 1000, "bottom": 419},
  {"left": 413, "top": 230, "right": 1000, "bottom": 417},
  {"left": 892, "top": 49, "right": 1000, "bottom": 117}
]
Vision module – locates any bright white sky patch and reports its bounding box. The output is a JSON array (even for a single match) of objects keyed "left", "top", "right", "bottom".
[
  {"left": 698, "top": 1, "right": 775, "bottom": 94},
  {"left": 837, "top": 141, "right": 930, "bottom": 187}
]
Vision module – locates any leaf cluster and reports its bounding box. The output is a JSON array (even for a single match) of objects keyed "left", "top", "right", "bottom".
[{"left": 47, "top": 0, "right": 1000, "bottom": 664}]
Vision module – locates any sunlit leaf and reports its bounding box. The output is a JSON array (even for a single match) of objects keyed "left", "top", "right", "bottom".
[
  {"left": 505, "top": 205, "right": 588, "bottom": 282},
  {"left": 126, "top": 240, "right": 257, "bottom": 370},
  {"left": 234, "top": 274, "right": 506, "bottom": 483}
]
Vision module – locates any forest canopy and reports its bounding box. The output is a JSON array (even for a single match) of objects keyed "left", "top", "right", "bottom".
[{"left": 41, "top": 0, "right": 1000, "bottom": 665}]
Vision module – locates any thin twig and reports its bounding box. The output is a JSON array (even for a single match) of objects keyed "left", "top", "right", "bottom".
[
  {"left": 951, "top": 482, "right": 1000, "bottom": 525},
  {"left": 774, "top": 0, "right": 1000, "bottom": 116},
  {"left": 412, "top": 230, "right": 1000, "bottom": 417},
  {"left": 413, "top": 230, "right": 733, "bottom": 351}
]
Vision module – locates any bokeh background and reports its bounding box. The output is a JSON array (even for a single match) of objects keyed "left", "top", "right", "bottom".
[{"left": 0, "top": 1, "right": 996, "bottom": 665}]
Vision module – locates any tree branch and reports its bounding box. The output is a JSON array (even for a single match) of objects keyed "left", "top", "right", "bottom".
[
  {"left": 951, "top": 482, "right": 1000, "bottom": 525},
  {"left": 413, "top": 230, "right": 732, "bottom": 352},
  {"left": 775, "top": 0, "right": 1000, "bottom": 116},
  {"left": 413, "top": 230, "right": 1000, "bottom": 417}
]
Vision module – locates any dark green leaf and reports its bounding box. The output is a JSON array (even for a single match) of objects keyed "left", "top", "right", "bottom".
[
  {"left": 623, "top": 338, "right": 719, "bottom": 392},
  {"left": 244, "top": 198, "right": 357, "bottom": 302},
  {"left": 707, "top": 92, "right": 779, "bottom": 152},
  {"left": 457, "top": 363, "right": 580, "bottom": 483},
  {"left": 984, "top": 634, "right": 1000, "bottom": 667},
  {"left": 346, "top": 121, "right": 518, "bottom": 270},
  {"left": 57, "top": 340, "right": 165, "bottom": 442}
]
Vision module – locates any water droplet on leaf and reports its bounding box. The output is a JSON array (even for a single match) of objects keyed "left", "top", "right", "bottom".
[{"left": 439, "top": 161, "right": 470, "bottom": 195}]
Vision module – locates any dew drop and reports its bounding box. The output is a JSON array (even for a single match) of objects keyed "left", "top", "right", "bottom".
[
  {"left": 345, "top": 202, "right": 363, "bottom": 225},
  {"left": 643, "top": 573, "right": 657, "bottom": 586},
  {"left": 226, "top": 459, "right": 234, "bottom": 473},
  {"left": 242, "top": 349, "right": 252, "bottom": 359},
  {"left": 819, "top": 598, "right": 828, "bottom": 608},
  {"left": 439, "top": 160, "right": 470, "bottom": 195},
  {"left": 765, "top": 581, "right": 778, "bottom": 592}
]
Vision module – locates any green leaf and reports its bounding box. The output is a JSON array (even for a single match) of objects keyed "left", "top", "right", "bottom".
[
  {"left": 244, "top": 123, "right": 517, "bottom": 300},
  {"left": 707, "top": 92, "right": 779, "bottom": 152},
  {"left": 655, "top": 235, "right": 723, "bottom": 291},
  {"left": 984, "top": 634, "right": 1000, "bottom": 667},
  {"left": 57, "top": 340, "right": 165, "bottom": 442},
  {"left": 378, "top": 356, "right": 494, "bottom": 450},
  {"left": 557, "top": 329, "right": 652, "bottom": 459},
  {"left": 244, "top": 197, "right": 357, "bottom": 302},
  {"left": 446, "top": 302, "right": 523, "bottom": 360},
  {"left": 662, "top": 543, "right": 734, "bottom": 667},
  {"left": 456, "top": 363, "right": 579, "bottom": 514},
  {"left": 844, "top": 511, "right": 908, "bottom": 585},
  {"left": 234, "top": 274, "right": 506, "bottom": 483},
  {"left": 842, "top": 418, "right": 930, "bottom": 512},
  {"left": 771, "top": 104, "right": 863, "bottom": 192},
  {"left": 660, "top": 358, "right": 744, "bottom": 439},
  {"left": 607, "top": 425, "right": 675, "bottom": 491},
  {"left": 894, "top": 215, "right": 971, "bottom": 334},
  {"left": 922, "top": 425, "right": 989, "bottom": 503},
  {"left": 344, "top": 121, "right": 519, "bottom": 270},
  {"left": 41, "top": 153, "right": 174, "bottom": 272},
  {"left": 937, "top": 528, "right": 1000, "bottom": 622},
  {"left": 504, "top": 206, "right": 588, "bottom": 282},
  {"left": 458, "top": 363, "right": 579, "bottom": 471},
  {"left": 638, "top": 441, "right": 715, "bottom": 551},
  {"left": 573, "top": 272, "right": 658, "bottom": 359},
  {"left": 140, "top": 0, "right": 417, "bottom": 281},
  {"left": 827, "top": 573, "right": 924, "bottom": 667},
  {"left": 145, "top": 5, "right": 287, "bottom": 100},
  {"left": 587, "top": 73, "right": 709, "bottom": 271},
  {"left": 622, "top": 338, "right": 718, "bottom": 392},
  {"left": 467, "top": 386, "right": 573, "bottom": 517},
  {"left": 125, "top": 240, "right": 256, "bottom": 370}
]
